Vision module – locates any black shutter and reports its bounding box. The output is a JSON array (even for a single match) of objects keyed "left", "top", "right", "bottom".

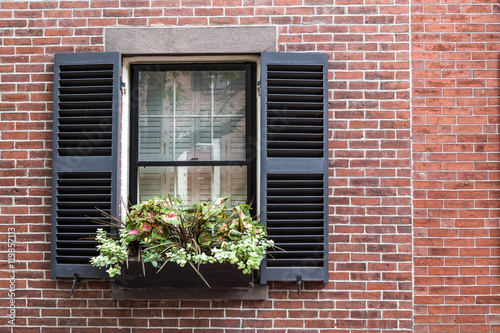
[
  {"left": 51, "top": 52, "right": 121, "bottom": 279},
  {"left": 260, "top": 52, "right": 329, "bottom": 284}
]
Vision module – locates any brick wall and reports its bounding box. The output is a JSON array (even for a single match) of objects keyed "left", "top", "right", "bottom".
[
  {"left": 329, "top": 0, "right": 413, "bottom": 331},
  {"left": 412, "top": 1, "right": 500, "bottom": 332},
  {"left": 0, "top": 0, "right": 497, "bottom": 332}
]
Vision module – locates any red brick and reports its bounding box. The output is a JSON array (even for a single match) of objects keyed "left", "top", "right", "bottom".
[{"left": 91, "top": 0, "right": 119, "bottom": 7}]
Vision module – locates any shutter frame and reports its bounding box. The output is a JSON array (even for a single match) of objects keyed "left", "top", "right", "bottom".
[
  {"left": 51, "top": 52, "right": 121, "bottom": 279},
  {"left": 260, "top": 52, "right": 329, "bottom": 284}
]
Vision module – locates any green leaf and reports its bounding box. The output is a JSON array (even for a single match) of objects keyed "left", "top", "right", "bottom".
[
  {"left": 230, "top": 229, "right": 242, "bottom": 237},
  {"left": 124, "top": 233, "right": 140, "bottom": 243},
  {"left": 162, "top": 215, "right": 180, "bottom": 225},
  {"left": 205, "top": 221, "right": 216, "bottom": 229},
  {"left": 198, "top": 232, "right": 212, "bottom": 246}
]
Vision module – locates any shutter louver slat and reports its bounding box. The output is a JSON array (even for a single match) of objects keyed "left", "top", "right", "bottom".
[
  {"left": 266, "top": 61, "right": 325, "bottom": 159},
  {"left": 260, "top": 52, "right": 329, "bottom": 284},
  {"left": 55, "top": 172, "right": 113, "bottom": 266},
  {"left": 51, "top": 52, "right": 121, "bottom": 279},
  {"left": 265, "top": 174, "right": 326, "bottom": 269},
  {"left": 57, "top": 61, "right": 115, "bottom": 157}
]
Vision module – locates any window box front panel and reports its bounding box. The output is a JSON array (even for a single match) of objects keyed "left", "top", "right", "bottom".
[{"left": 115, "top": 261, "right": 253, "bottom": 289}]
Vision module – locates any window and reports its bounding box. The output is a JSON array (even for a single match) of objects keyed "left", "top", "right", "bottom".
[
  {"left": 129, "top": 64, "right": 256, "bottom": 207},
  {"left": 51, "top": 51, "right": 329, "bottom": 285}
]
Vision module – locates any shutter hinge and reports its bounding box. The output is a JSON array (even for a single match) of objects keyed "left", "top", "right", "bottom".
[
  {"left": 120, "top": 79, "right": 126, "bottom": 95},
  {"left": 70, "top": 273, "right": 80, "bottom": 297},
  {"left": 257, "top": 80, "right": 261, "bottom": 96}
]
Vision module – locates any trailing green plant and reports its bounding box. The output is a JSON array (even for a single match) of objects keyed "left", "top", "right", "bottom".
[{"left": 90, "top": 196, "right": 274, "bottom": 287}]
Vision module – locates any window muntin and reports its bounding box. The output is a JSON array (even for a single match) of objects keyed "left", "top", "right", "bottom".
[{"left": 130, "top": 63, "right": 256, "bottom": 207}]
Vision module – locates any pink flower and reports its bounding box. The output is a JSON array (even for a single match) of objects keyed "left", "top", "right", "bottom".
[{"left": 127, "top": 228, "right": 139, "bottom": 235}]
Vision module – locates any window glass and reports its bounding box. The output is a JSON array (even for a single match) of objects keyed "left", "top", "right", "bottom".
[
  {"left": 137, "top": 70, "right": 246, "bottom": 162},
  {"left": 138, "top": 166, "right": 247, "bottom": 204},
  {"left": 131, "top": 65, "right": 254, "bottom": 207}
]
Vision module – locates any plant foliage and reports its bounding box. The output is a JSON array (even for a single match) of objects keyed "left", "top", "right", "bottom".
[{"left": 90, "top": 196, "right": 274, "bottom": 287}]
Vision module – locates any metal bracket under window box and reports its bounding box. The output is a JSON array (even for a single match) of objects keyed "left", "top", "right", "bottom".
[{"left": 110, "top": 261, "right": 268, "bottom": 300}]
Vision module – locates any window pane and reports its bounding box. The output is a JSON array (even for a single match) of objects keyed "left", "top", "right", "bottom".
[
  {"left": 137, "top": 70, "right": 246, "bottom": 162},
  {"left": 138, "top": 166, "right": 247, "bottom": 207}
]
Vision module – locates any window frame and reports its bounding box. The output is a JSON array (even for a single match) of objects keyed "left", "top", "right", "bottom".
[{"left": 128, "top": 62, "right": 257, "bottom": 208}]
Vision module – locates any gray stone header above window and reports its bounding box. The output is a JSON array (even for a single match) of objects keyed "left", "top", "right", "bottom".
[{"left": 105, "top": 26, "right": 277, "bottom": 55}]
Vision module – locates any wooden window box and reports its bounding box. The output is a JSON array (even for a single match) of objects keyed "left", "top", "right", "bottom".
[{"left": 111, "top": 261, "right": 268, "bottom": 300}]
